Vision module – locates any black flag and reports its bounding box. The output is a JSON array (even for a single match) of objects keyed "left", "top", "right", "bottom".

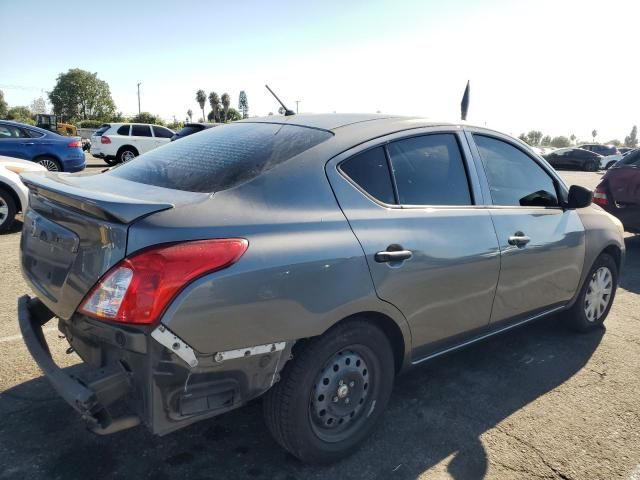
[{"left": 461, "top": 81, "right": 470, "bottom": 121}]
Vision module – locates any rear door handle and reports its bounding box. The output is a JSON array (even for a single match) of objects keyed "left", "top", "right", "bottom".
[
  {"left": 22, "top": 142, "right": 35, "bottom": 146},
  {"left": 508, "top": 232, "right": 531, "bottom": 247},
  {"left": 374, "top": 248, "right": 413, "bottom": 263}
]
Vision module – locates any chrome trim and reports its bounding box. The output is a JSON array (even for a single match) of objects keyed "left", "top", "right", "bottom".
[
  {"left": 411, "top": 305, "right": 566, "bottom": 366},
  {"left": 151, "top": 324, "right": 198, "bottom": 368}
]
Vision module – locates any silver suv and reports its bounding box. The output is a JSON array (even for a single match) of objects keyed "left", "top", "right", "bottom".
[{"left": 18, "top": 114, "right": 625, "bottom": 464}]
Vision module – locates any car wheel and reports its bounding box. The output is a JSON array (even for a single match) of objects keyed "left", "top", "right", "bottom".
[
  {"left": 565, "top": 253, "right": 618, "bottom": 332},
  {"left": 263, "top": 320, "right": 395, "bottom": 464},
  {"left": 584, "top": 160, "right": 598, "bottom": 172},
  {"left": 118, "top": 148, "right": 137, "bottom": 163},
  {"left": 37, "top": 157, "right": 61, "bottom": 172},
  {"left": 0, "top": 188, "right": 17, "bottom": 233}
]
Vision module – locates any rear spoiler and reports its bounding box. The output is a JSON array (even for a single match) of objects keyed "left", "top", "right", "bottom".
[{"left": 21, "top": 172, "right": 174, "bottom": 224}]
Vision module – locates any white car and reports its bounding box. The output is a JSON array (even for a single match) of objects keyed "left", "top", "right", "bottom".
[
  {"left": 0, "top": 156, "right": 46, "bottom": 232},
  {"left": 90, "top": 123, "right": 174, "bottom": 165}
]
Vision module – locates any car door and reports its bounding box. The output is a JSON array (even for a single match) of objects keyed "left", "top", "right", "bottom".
[
  {"left": 326, "top": 128, "right": 501, "bottom": 359},
  {"left": 0, "top": 123, "right": 31, "bottom": 159},
  {"left": 130, "top": 124, "right": 154, "bottom": 154},
  {"left": 468, "top": 131, "right": 585, "bottom": 323}
]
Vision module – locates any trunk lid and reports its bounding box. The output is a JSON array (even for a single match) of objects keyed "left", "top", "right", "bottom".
[
  {"left": 20, "top": 171, "right": 209, "bottom": 319},
  {"left": 605, "top": 167, "right": 640, "bottom": 205}
]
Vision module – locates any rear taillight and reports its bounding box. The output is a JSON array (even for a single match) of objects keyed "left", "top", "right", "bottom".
[
  {"left": 67, "top": 140, "right": 82, "bottom": 148},
  {"left": 79, "top": 239, "right": 248, "bottom": 325},
  {"left": 101, "top": 136, "right": 111, "bottom": 144},
  {"left": 593, "top": 185, "right": 608, "bottom": 206}
]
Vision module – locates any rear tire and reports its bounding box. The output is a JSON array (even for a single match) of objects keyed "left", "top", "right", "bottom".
[
  {"left": 0, "top": 187, "right": 17, "bottom": 233},
  {"left": 37, "top": 157, "right": 61, "bottom": 172},
  {"left": 117, "top": 147, "right": 138, "bottom": 164},
  {"left": 263, "top": 320, "right": 395, "bottom": 464},
  {"left": 565, "top": 253, "right": 618, "bottom": 332}
]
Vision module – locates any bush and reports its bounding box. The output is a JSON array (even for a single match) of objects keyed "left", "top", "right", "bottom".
[
  {"left": 130, "top": 112, "right": 164, "bottom": 125},
  {"left": 77, "top": 120, "right": 104, "bottom": 128}
]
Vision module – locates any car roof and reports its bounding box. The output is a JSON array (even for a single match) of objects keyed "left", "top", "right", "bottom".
[
  {"left": 240, "top": 113, "right": 418, "bottom": 131},
  {"left": 185, "top": 123, "right": 219, "bottom": 128},
  {"left": 0, "top": 120, "right": 51, "bottom": 135}
]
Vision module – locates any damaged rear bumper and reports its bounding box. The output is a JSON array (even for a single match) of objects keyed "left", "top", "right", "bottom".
[
  {"left": 17, "top": 295, "right": 138, "bottom": 434},
  {"left": 18, "top": 294, "right": 292, "bottom": 436}
]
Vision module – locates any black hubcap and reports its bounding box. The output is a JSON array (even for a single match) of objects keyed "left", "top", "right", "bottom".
[{"left": 309, "top": 349, "right": 371, "bottom": 441}]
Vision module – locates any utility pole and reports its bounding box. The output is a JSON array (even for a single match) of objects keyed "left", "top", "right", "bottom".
[
  {"left": 137, "top": 82, "right": 142, "bottom": 115},
  {"left": 295, "top": 100, "right": 301, "bottom": 113}
]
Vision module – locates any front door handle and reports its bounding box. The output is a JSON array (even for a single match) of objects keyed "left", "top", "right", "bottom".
[
  {"left": 375, "top": 247, "right": 413, "bottom": 263},
  {"left": 508, "top": 231, "right": 531, "bottom": 247}
]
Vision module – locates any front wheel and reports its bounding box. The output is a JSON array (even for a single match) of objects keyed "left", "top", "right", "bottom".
[
  {"left": 117, "top": 148, "right": 137, "bottom": 164},
  {"left": 0, "top": 188, "right": 17, "bottom": 233},
  {"left": 263, "top": 320, "right": 395, "bottom": 464},
  {"left": 565, "top": 253, "right": 618, "bottom": 332},
  {"left": 37, "top": 157, "right": 61, "bottom": 172}
]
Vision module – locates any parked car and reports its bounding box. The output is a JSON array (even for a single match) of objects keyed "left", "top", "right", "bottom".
[
  {"left": 18, "top": 114, "right": 625, "bottom": 464},
  {"left": 90, "top": 123, "right": 175, "bottom": 165},
  {"left": 0, "top": 156, "right": 46, "bottom": 232},
  {"left": 618, "top": 147, "right": 633, "bottom": 155},
  {"left": 579, "top": 143, "right": 620, "bottom": 157},
  {"left": 594, "top": 148, "right": 640, "bottom": 232},
  {"left": 0, "top": 121, "right": 86, "bottom": 172},
  {"left": 544, "top": 147, "right": 602, "bottom": 171},
  {"left": 171, "top": 122, "right": 219, "bottom": 141}
]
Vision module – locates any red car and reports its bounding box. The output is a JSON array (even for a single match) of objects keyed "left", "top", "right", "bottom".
[{"left": 594, "top": 149, "right": 640, "bottom": 233}]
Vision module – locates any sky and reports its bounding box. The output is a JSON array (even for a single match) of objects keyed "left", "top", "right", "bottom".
[{"left": 1, "top": 0, "right": 639, "bottom": 141}]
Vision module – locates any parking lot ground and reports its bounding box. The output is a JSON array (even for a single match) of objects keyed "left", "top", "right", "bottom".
[{"left": 0, "top": 169, "right": 638, "bottom": 480}]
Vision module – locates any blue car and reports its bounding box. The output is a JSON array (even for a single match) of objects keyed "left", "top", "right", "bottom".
[{"left": 0, "top": 120, "right": 86, "bottom": 172}]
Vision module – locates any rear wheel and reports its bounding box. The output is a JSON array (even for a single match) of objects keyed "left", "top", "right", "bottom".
[
  {"left": 565, "top": 253, "right": 617, "bottom": 332},
  {"left": 117, "top": 147, "right": 138, "bottom": 164},
  {"left": 263, "top": 320, "right": 395, "bottom": 464},
  {"left": 0, "top": 188, "right": 17, "bottom": 233},
  {"left": 37, "top": 157, "right": 61, "bottom": 172}
]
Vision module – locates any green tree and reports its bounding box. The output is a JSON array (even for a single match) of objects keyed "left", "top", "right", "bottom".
[
  {"left": 187, "top": 109, "right": 193, "bottom": 122},
  {"left": 221, "top": 93, "right": 231, "bottom": 122},
  {"left": 518, "top": 133, "right": 529, "bottom": 144},
  {"left": 208, "top": 92, "right": 220, "bottom": 122},
  {"left": 0, "top": 90, "right": 8, "bottom": 118},
  {"left": 111, "top": 111, "right": 126, "bottom": 122},
  {"left": 48, "top": 68, "right": 116, "bottom": 122},
  {"left": 7, "top": 106, "right": 35, "bottom": 124},
  {"left": 167, "top": 120, "right": 183, "bottom": 131},
  {"left": 238, "top": 90, "right": 249, "bottom": 118},
  {"left": 591, "top": 129, "right": 597, "bottom": 142},
  {"left": 624, "top": 125, "right": 638, "bottom": 147},
  {"left": 131, "top": 112, "right": 164, "bottom": 125},
  {"left": 196, "top": 90, "right": 207, "bottom": 122},
  {"left": 226, "top": 108, "right": 242, "bottom": 122},
  {"left": 607, "top": 139, "right": 621, "bottom": 147},
  {"left": 526, "top": 130, "right": 543, "bottom": 146},
  {"left": 541, "top": 135, "right": 552, "bottom": 146},
  {"left": 569, "top": 134, "right": 576, "bottom": 145},
  {"left": 550, "top": 136, "right": 570, "bottom": 148}
]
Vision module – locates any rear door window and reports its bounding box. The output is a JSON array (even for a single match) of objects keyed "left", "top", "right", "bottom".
[
  {"left": 387, "top": 134, "right": 472, "bottom": 205},
  {"left": 474, "top": 135, "right": 558, "bottom": 207},
  {"left": 116, "top": 125, "right": 130, "bottom": 136},
  {"left": 131, "top": 125, "right": 151, "bottom": 137},
  {"left": 340, "top": 147, "right": 396, "bottom": 204},
  {"left": 108, "top": 123, "right": 333, "bottom": 193}
]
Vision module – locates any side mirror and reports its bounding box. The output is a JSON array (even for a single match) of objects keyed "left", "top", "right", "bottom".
[{"left": 567, "top": 185, "right": 593, "bottom": 209}]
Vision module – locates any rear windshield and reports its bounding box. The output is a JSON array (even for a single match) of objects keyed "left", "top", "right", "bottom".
[
  {"left": 94, "top": 125, "right": 110, "bottom": 136},
  {"left": 175, "top": 125, "right": 203, "bottom": 137},
  {"left": 107, "top": 122, "right": 333, "bottom": 193}
]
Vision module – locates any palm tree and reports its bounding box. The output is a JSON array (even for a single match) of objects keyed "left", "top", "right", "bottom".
[
  {"left": 592, "top": 129, "right": 598, "bottom": 142},
  {"left": 238, "top": 90, "right": 249, "bottom": 118},
  {"left": 196, "top": 90, "right": 206, "bottom": 122},
  {"left": 187, "top": 109, "right": 193, "bottom": 122},
  {"left": 570, "top": 134, "right": 576, "bottom": 145},
  {"left": 208, "top": 92, "right": 220, "bottom": 122},
  {"left": 221, "top": 93, "right": 231, "bottom": 122}
]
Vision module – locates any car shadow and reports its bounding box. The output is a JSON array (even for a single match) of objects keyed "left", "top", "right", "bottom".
[
  {"left": 620, "top": 234, "right": 640, "bottom": 294},
  {"left": 0, "top": 316, "right": 604, "bottom": 479}
]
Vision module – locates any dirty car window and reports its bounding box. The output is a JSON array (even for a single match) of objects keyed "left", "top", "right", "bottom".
[{"left": 108, "top": 123, "right": 332, "bottom": 193}]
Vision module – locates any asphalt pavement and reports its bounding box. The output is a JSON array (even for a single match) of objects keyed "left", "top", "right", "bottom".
[{"left": 0, "top": 165, "right": 638, "bottom": 479}]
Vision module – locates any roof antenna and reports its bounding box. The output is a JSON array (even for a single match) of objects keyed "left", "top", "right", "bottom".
[
  {"left": 265, "top": 84, "right": 295, "bottom": 116},
  {"left": 461, "top": 80, "right": 470, "bottom": 121}
]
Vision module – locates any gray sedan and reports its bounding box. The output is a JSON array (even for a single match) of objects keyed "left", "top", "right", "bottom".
[{"left": 17, "top": 114, "right": 625, "bottom": 463}]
